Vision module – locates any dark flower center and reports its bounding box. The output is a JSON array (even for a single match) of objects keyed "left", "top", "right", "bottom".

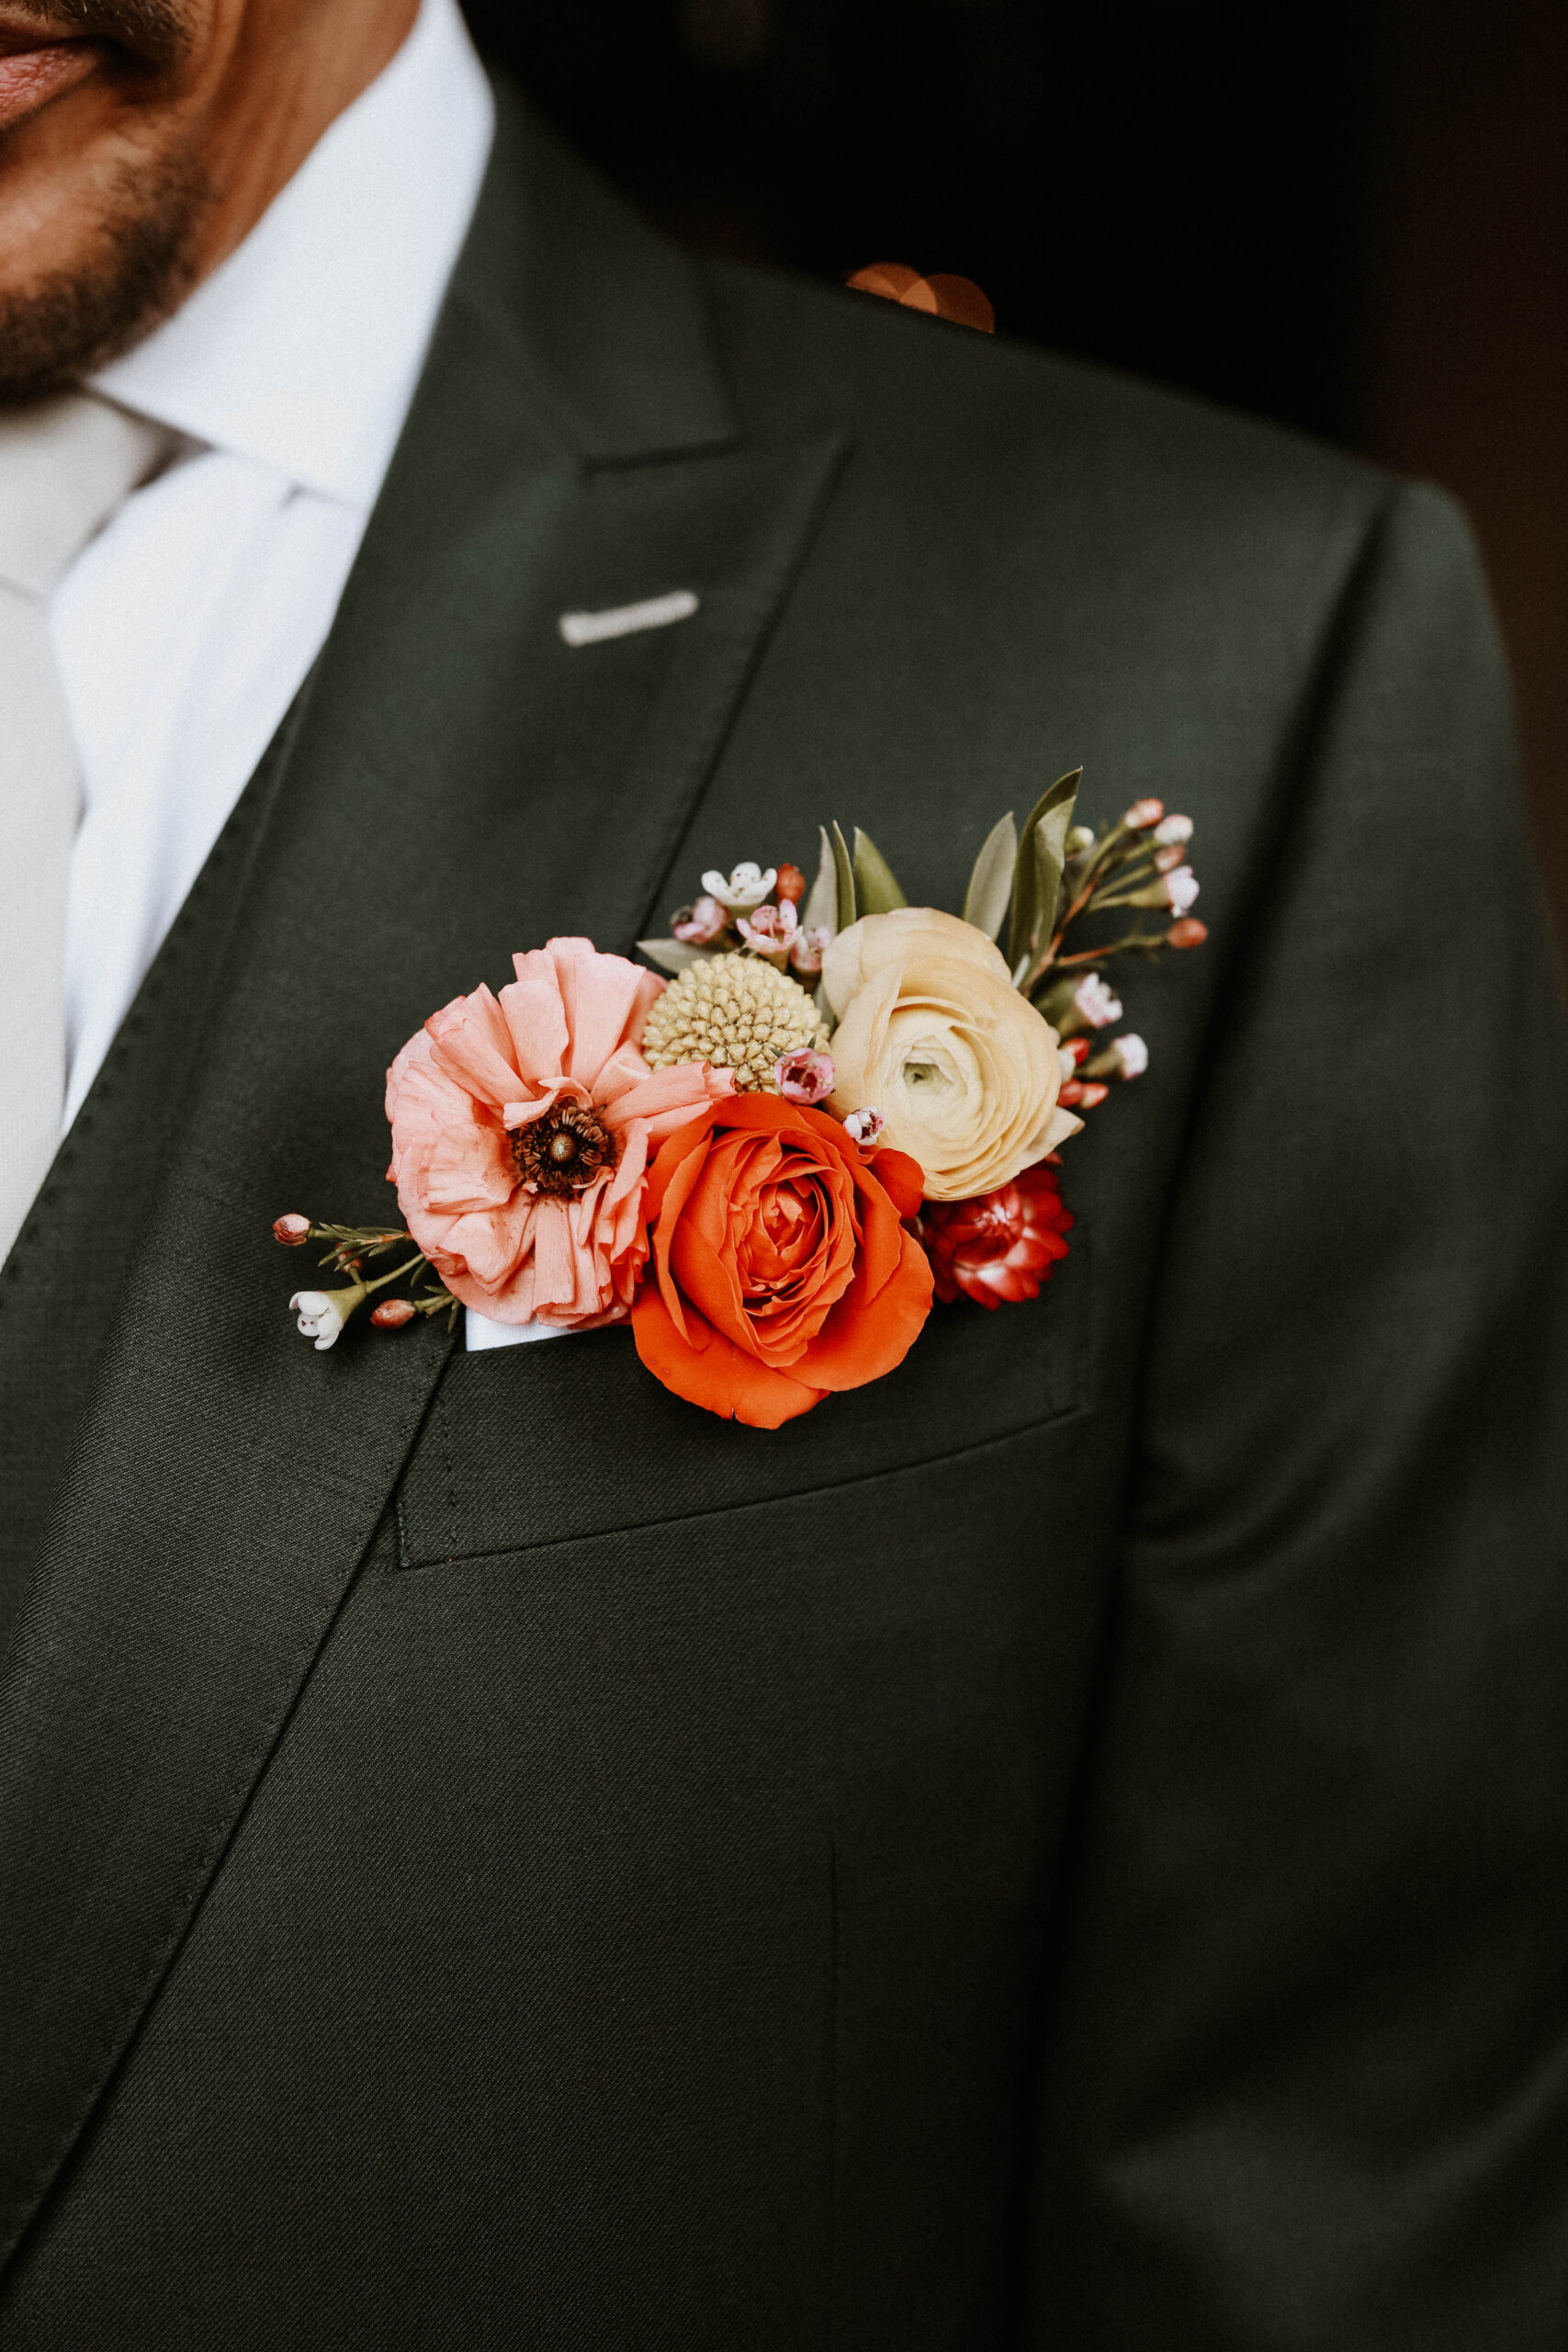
[{"left": 510, "top": 1103, "right": 615, "bottom": 1198}]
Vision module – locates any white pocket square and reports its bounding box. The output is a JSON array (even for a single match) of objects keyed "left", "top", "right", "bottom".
[{"left": 467, "top": 1309, "right": 573, "bottom": 1351}]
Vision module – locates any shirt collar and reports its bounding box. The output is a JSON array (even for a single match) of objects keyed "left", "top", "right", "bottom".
[{"left": 92, "top": 0, "right": 495, "bottom": 511}]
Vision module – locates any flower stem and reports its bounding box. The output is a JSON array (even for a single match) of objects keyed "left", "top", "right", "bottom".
[
  {"left": 1047, "top": 933, "right": 1168, "bottom": 970},
  {"left": 364, "top": 1254, "right": 427, "bottom": 1297},
  {"left": 1083, "top": 888, "right": 1159, "bottom": 913}
]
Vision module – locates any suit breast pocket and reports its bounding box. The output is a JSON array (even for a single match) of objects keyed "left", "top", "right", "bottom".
[{"left": 391, "top": 1216, "right": 1091, "bottom": 1570}]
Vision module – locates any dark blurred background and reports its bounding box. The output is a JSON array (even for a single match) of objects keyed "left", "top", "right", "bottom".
[{"left": 460, "top": 0, "right": 1568, "bottom": 919}]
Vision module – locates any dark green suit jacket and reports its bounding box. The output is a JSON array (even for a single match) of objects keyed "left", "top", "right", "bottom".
[{"left": 3, "top": 89, "right": 1566, "bottom": 2350}]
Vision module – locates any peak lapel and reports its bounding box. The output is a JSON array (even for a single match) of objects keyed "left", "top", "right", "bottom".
[{"left": 0, "top": 96, "right": 847, "bottom": 2268}]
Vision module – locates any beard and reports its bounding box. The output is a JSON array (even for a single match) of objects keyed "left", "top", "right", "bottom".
[
  {"left": 0, "top": 0, "right": 209, "bottom": 404},
  {"left": 0, "top": 148, "right": 211, "bottom": 403}
]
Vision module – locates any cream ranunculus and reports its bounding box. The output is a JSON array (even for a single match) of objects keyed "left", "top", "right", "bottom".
[
  {"left": 822, "top": 905, "right": 1010, "bottom": 1002},
  {"left": 824, "top": 910, "right": 1081, "bottom": 1201}
]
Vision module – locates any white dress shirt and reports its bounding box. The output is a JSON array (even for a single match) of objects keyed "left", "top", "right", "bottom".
[
  {"left": 48, "top": 0, "right": 550, "bottom": 1351},
  {"left": 56, "top": 0, "right": 493, "bottom": 1130}
]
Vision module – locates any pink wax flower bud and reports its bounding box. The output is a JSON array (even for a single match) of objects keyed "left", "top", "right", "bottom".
[
  {"left": 1154, "top": 813, "right": 1193, "bottom": 845},
  {"left": 737, "top": 899, "right": 800, "bottom": 961},
  {"left": 843, "top": 1105, "right": 886, "bottom": 1146},
  {"left": 789, "top": 924, "right": 832, "bottom": 977},
  {"left": 1074, "top": 973, "right": 1123, "bottom": 1029},
  {"left": 775, "top": 1046, "right": 835, "bottom": 1105},
  {"left": 1155, "top": 842, "right": 1185, "bottom": 873},
  {"left": 1058, "top": 1079, "right": 1085, "bottom": 1107},
  {"left": 273, "top": 1213, "right": 311, "bottom": 1247},
  {"left": 672, "top": 895, "right": 728, "bottom": 944},
  {"left": 1162, "top": 865, "right": 1200, "bottom": 914},
  {"left": 1168, "top": 916, "right": 1208, "bottom": 949},
  {"left": 1122, "top": 797, "right": 1165, "bottom": 830},
  {"left": 1113, "top": 1033, "right": 1149, "bottom": 1079},
  {"left": 775, "top": 863, "right": 807, "bottom": 905},
  {"left": 371, "top": 1297, "right": 417, "bottom": 1329},
  {"left": 1078, "top": 1081, "right": 1110, "bottom": 1108}
]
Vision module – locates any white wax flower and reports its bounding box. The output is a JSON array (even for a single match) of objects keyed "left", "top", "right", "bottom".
[
  {"left": 1163, "top": 865, "right": 1200, "bottom": 914},
  {"left": 1154, "top": 813, "right": 1193, "bottom": 845},
  {"left": 290, "top": 1290, "right": 348, "bottom": 1351},
  {"left": 1074, "top": 974, "right": 1123, "bottom": 1028},
  {"left": 701, "top": 861, "right": 777, "bottom": 911},
  {"left": 1115, "top": 1034, "right": 1149, "bottom": 1079}
]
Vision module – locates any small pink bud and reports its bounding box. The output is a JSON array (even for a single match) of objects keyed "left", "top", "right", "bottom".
[
  {"left": 1168, "top": 916, "right": 1208, "bottom": 949},
  {"left": 1162, "top": 865, "right": 1200, "bottom": 914},
  {"left": 1155, "top": 842, "right": 1185, "bottom": 872},
  {"left": 273, "top": 1214, "right": 311, "bottom": 1247},
  {"left": 673, "top": 895, "right": 728, "bottom": 944},
  {"left": 371, "top": 1297, "right": 416, "bottom": 1329},
  {"left": 1063, "top": 1035, "right": 1090, "bottom": 1067},
  {"left": 789, "top": 924, "right": 831, "bottom": 977},
  {"left": 775, "top": 863, "right": 807, "bottom": 905},
  {"left": 737, "top": 899, "right": 799, "bottom": 960},
  {"left": 1122, "top": 797, "right": 1165, "bottom": 830},
  {"left": 1059, "top": 1080, "right": 1086, "bottom": 1107},
  {"left": 1078, "top": 1082, "right": 1110, "bottom": 1108},
  {"left": 775, "top": 1046, "right": 835, "bottom": 1105},
  {"left": 843, "top": 1105, "right": 886, "bottom": 1147},
  {"left": 1154, "top": 812, "right": 1193, "bottom": 845}
]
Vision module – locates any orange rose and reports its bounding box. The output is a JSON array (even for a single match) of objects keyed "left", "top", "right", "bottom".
[{"left": 631, "top": 1094, "right": 934, "bottom": 1428}]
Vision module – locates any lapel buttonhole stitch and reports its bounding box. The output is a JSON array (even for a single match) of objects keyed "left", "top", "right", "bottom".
[{"left": 558, "top": 589, "right": 700, "bottom": 647}]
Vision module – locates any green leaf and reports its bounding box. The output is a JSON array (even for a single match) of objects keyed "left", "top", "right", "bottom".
[
  {"left": 637, "top": 937, "right": 712, "bottom": 976},
  {"left": 802, "top": 826, "right": 838, "bottom": 934},
  {"left": 1031, "top": 801, "right": 1074, "bottom": 937},
  {"left": 830, "top": 821, "right": 858, "bottom": 933},
  {"left": 962, "top": 811, "right": 1018, "bottom": 940},
  {"left": 1007, "top": 768, "right": 1082, "bottom": 971},
  {"left": 852, "top": 827, "right": 909, "bottom": 915}
]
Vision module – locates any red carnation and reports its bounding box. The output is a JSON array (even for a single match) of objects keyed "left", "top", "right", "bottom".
[{"left": 919, "top": 1159, "right": 1073, "bottom": 1308}]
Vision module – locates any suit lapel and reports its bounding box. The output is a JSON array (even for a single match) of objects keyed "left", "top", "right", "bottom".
[{"left": 0, "top": 90, "right": 847, "bottom": 2268}]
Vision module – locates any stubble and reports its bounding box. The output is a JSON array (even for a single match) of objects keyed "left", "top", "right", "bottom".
[{"left": 0, "top": 0, "right": 210, "bottom": 402}]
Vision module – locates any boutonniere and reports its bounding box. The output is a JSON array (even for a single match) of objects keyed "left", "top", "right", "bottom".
[{"left": 275, "top": 774, "right": 1203, "bottom": 1426}]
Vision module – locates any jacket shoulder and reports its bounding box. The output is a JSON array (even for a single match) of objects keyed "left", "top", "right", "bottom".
[{"left": 697, "top": 254, "right": 1392, "bottom": 556}]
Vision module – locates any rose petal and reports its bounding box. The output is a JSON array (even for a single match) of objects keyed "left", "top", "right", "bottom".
[
  {"left": 630, "top": 1280, "right": 828, "bottom": 1428},
  {"left": 634, "top": 1091, "right": 933, "bottom": 1420},
  {"left": 789, "top": 1227, "right": 933, "bottom": 1390}
]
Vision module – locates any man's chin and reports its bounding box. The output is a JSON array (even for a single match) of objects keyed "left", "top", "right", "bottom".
[{"left": 0, "top": 142, "right": 209, "bottom": 403}]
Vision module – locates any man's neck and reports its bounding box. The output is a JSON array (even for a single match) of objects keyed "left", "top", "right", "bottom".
[{"left": 182, "top": 0, "right": 423, "bottom": 293}]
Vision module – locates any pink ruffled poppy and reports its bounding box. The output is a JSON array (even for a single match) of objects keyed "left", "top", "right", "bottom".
[{"left": 385, "top": 937, "right": 735, "bottom": 1328}]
